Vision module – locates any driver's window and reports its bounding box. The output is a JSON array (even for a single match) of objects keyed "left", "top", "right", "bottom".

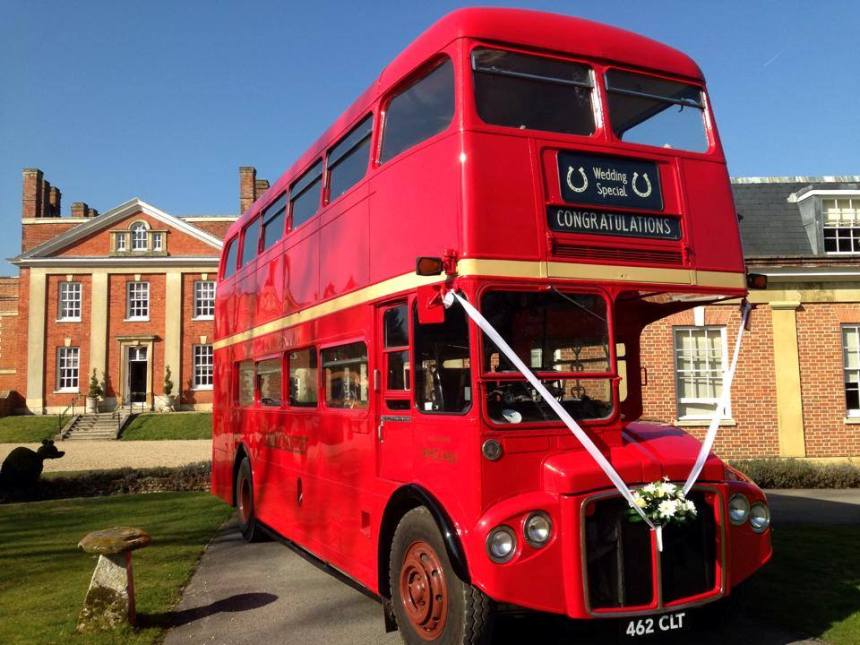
[{"left": 413, "top": 302, "right": 471, "bottom": 413}]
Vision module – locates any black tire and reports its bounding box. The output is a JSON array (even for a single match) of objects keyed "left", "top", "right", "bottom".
[
  {"left": 235, "top": 457, "right": 266, "bottom": 542},
  {"left": 389, "top": 507, "right": 494, "bottom": 645}
]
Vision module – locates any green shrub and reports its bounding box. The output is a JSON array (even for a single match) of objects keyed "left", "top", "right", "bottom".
[
  {"left": 731, "top": 458, "right": 860, "bottom": 489},
  {"left": 0, "top": 461, "right": 211, "bottom": 503}
]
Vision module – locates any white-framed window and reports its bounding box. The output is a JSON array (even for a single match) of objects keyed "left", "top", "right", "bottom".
[
  {"left": 193, "top": 281, "right": 216, "bottom": 319},
  {"left": 824, "top": 198, "right": 860, "bottom": 255},
  {"left": 57, "top": 347, "right": 80, "bottom": 392},
  {"left": 116, "top": 233, "right": 127, "bottom": 252},
  {"left": 842, "top": 325, "right": 860, "bottom": 417},
  {"left": 126, "top": 281, "right": 150, "bottom": 320},
  {"left": 673, "top": 326, "right": 730, "bottom": 419},
  {"left": 193, "top": 344, "right": 214, "bottom": 389},
  {"left": 131, "top": 222, "right": 149, "bottom": 251},
  {"left": 152, "top": 232, "right": 163, "bottom": 252},
  {"left": 58, "top": 282, "right": 82, "bottom": 321}
]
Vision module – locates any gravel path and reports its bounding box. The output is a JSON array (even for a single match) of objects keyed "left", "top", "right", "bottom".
[{"left": 0, "top": 440, "right": 211, "bottom": 472}]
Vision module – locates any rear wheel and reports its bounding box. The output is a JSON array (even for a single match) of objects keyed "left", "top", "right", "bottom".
[
  {"left": 390, "top": 507, "right": 494, "bottom": 644},
  {"left": 235, "top": 457, "right": 266, "bottom": 542}
]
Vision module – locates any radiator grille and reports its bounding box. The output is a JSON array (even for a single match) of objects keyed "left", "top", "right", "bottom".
[{"left": 584, "top": 491, "right": 717, "bottom": 611}]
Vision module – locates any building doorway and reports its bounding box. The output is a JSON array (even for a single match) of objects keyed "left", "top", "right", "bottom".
[{"left": 127, "top": 345, "right": 148, "bottom": 405}]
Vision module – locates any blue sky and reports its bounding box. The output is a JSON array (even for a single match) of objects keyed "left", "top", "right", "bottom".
[{"left": 1, "top": 1, "right": 859, "bottom": 273}]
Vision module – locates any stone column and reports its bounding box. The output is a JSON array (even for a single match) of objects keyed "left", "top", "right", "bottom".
[
  {"left": 25, "top": 269, "right": 47, "bottom": 414},
  {"left": 164, "top": 272, "right": 182, "bottom": 404},
  {"left": 770, "top": 300, "right": 806, "bottom": 457}
]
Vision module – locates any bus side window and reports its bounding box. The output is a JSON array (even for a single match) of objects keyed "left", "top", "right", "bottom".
[
  {"left": 383, "top": 304, "right": 410, "bottom": 410},
  {"left": 327, "top": 114, "right": 373, "bottom": 202},
  {"left": 261, "top": 193, "right": 287, "bottom": 252},
  {"left": 322, "top": 342, "right": 369, "bottom": 409},
  {"left": 413, "top": 302, "right": 471, "bottom": 413},
  {"left": 237, "top": 360, "right": 255, "bottom": 406},
  {"left": 289, "top": 348, "right": 318, "bottom": 407},
  {"left": 241, "top": 217, "right": 261, "bottom": 267},
  {"left": 222, "top": 237, "right": 238, "bottom": 279},
  {"left": 290, "top": 160, "right": 323, "bottom": 230},
  {"left": 379, "top": 58, "right": 454, "bottom": 163},
  {"left": 256, "top": 357, "right": 283, "bottom": 407}
]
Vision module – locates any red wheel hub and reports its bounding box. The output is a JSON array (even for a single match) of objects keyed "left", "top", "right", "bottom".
[{"left": 399, "top": 540, "right": 448, "bottom": 640}]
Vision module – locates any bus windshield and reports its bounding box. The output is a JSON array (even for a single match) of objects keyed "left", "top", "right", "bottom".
[
  {"left": 481, "top": 290, "right": 613, "bottom": 424},
  {"left": 606, "top": 69, "right": 708, "bottom": 152}
]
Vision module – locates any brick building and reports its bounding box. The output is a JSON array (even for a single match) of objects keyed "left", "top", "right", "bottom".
[
  {"left": 0, "top": 167, "right": 268, "bottom": 414},
  {"left": 640, "top": 176, "right": 860, "bottom": 460}
]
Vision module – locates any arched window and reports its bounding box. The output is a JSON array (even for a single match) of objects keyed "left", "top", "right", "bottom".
[{"left": 131, "top": 222, "right": 148, "bottom": 251}]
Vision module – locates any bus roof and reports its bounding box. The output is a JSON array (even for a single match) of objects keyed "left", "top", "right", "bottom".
[{"left": 229, "top": 8, "right": 704, "bottom": 238}]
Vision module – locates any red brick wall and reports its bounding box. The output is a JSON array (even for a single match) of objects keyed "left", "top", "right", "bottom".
[
  {"left": 640, "top": 304, "right": 780, "bottom": 460},
  {"left": 797, "top": 304, "right": 860, "bottom": 457},
  {"left": 105, "top": 274, "right": 166, "bottom": 400},
  {"left": 58, "top": 212, "right": 218, "bottom": 257},
  {"left": 180, "top": 273, "right": 214, "bottom": 407},
  {"left": 0, "top": 277, "right": 21, "bottom": 390},
  {"left": 22, "top": 221, "right": 81, "bottom": 253}
]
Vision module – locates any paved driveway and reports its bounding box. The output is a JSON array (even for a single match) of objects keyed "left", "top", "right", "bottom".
[
  {"left": 0, "top": 440, "right": 210, "bottom": 472},
  {"left": 163, "top": 512, "right": 823, "bottom": 645}
]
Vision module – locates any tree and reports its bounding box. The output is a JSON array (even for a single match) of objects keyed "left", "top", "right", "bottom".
[{"left": 163, "top": 365, "right": 174, "bottom": 396}]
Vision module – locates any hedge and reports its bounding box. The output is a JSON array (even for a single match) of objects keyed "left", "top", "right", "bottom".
[
  {"left": 731, "top": 459, "right": 860, "bottom": 489},
  {"left": 0, "top": 461, "right": 211, "bottom": 504}
]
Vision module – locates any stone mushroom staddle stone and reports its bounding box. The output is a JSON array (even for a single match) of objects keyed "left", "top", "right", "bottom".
[{"left": 76, "top": 527, "right": 151, "bottom": 632}]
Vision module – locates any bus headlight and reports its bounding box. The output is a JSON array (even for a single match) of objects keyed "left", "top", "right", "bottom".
[
  {"left": 749, "top": 503, "right": 771, "bottom": 533},
  {"left": 524, "top": 512, "right": 552, "bottom": 547},
  {"left": 486, "top": 526, "right": 516, "bottom": 563},
  {"left": 729, "top": 494, "right": 750, "bottom": 525}
]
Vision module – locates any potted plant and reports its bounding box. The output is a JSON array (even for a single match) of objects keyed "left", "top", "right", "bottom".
[
  {"left": 156, "top": 365, "right": 176, "bottom": 412},
  {"left": 85, "top": 369, "right": 103, "bottom": 413}
]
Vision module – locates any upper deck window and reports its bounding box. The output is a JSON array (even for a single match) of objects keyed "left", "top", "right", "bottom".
[
  {"left": 606, "top": 70, "right": 708, "bottom": 152},
  {"left": 472, "top": 48, "right": 595, "bottom": 136},
  {"left": 261, "top": 193, "right": 287, "bottom": 251},
  {"left": 223, "top": 237, "right": 238, "bottom": 279},
  {"left": 290, "top": 161, "right": 323, "bottom": 230},
  {"left": 241, "top": 217, "right": 261, "bottom": 267},
  {"left": 327, "top": 115, "right": 372, "bottom": 200},
  {"left": 380, "top": 59, "right": 454, "bottom": 163}
]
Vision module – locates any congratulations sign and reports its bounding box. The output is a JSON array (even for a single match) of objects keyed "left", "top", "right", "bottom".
[
  {"left": 558, "top": 151, "right": 663, "bottom": 211},
  {"left": 548, "top": 206, "right": 681, "bottom": 241}
]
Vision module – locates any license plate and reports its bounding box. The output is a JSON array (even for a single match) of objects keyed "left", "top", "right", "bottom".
[{"left": 623, "top": 611, "right": 688, "bottom": 638}]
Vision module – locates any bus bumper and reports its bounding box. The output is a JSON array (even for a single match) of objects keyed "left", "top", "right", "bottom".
[{"left": 465, "top": 481, "right": 771, "bottom": 619}]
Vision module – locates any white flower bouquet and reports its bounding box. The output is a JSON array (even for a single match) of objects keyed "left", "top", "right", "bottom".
[{"left": 628, "top": 477, "right": 697, "bottom": 527}]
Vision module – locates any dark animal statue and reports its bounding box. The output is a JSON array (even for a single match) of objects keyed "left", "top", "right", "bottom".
[{"left": 0, "top": 440, "right": 65, "bottom": 488}]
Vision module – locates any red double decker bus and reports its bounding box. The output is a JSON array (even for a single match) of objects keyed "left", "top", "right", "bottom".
[{"left": 212, "top": 8, "right": 771, "bottom": 643}]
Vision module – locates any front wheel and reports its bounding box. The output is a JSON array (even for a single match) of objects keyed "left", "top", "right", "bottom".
[
  {"left": 389, "top": 507, "right": 494, "bottom": 644},
  {"left": 235, "top": 457, "right": 266, "bottom": 542}
]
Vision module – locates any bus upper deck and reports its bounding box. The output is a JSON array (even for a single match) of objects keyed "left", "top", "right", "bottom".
[{"left": 216, "top": 8, "right": 744, "bottom": 346}]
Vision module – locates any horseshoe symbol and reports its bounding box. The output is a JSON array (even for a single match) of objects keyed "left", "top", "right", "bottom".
[
  {"left": 566, "top": 166, "right": 588, "bottom": 193},
  {"left": 632, "top": 172, "right": 652, "bottom": 198}
]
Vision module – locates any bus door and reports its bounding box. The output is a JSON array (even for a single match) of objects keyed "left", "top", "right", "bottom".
[{"left": 376, "top": 301, "right": 415, "bottom": 482}]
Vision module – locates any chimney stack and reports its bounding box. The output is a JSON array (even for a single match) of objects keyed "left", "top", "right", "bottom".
[
  {"left": 239, "top": 166, "right": 256, "bottom": 214},
  {"left": 239, "top": 166, "right": 271, "bottom": 214},
  {"left": 48, "top": 186, "right": 61, "bottom": 217},
  {"left": 22, "top": 169, "right": 43, "bottom": 219},
  {"left": 71, "top": 202, "right": 98, "bottom": 218}
]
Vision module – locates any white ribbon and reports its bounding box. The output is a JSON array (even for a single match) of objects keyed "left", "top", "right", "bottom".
[
  {"left": 682, "top": 300, "right": 752, "bottom": 495},
  {"left": 442, "top": 291, "right": 658, "bottom": 538}
]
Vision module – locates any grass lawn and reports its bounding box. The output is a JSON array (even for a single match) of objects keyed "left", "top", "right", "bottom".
[
  {"left": 0, "top": 415, "right": 60, "bottom": 443},
  {"left": 121, "top": 413, "right": 211, "bottom": 441},
  {"left": 0, "top": 492, "right": 231, "bottom": 645},
  {"left": 744, "top": 525, "right": 860, "bottom": 644}
]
